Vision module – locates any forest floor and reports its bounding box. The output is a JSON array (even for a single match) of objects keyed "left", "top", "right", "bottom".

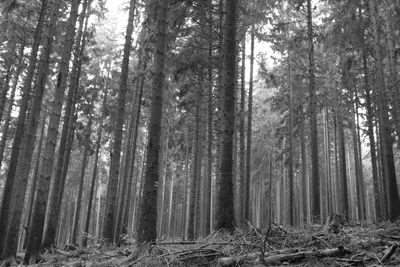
[{"left": 15, "top": 218, "right": 400, "bottom": 266}]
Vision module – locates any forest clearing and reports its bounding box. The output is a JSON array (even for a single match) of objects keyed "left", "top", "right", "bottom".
[{"left": 0, "top": 0, "right": 400, "bottom": 266}]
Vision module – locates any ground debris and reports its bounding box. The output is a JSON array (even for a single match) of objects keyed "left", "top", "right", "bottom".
[{"left": 9, "top": 220, "right": 400, "bottom": 266}]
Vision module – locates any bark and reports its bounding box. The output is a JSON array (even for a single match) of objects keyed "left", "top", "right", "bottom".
[
  {"left": 288, "top": 50, "right": 294, "bottom": 226},
  {"left": 383, "top": 6, "right": 400, "bottom": 148},
  {"left": 0, "top": 68, "right": 12, "bottom": 124},
  {"left": 136, "top": 0, "right": 169, "bottom": 244},
  {"left": 122, "top": 49, "right": 148, "bottom": 237},
  {"left": 2, "top": 1, "right": 60, "bottom": 260},
  {"left": 188, "top": 79, "right": 201, "bottom": 240},
  {"left": 205, "top": 41, "right": 213, "bottom": 235},
  {"left": 238, "top": 38, "right": 246, "bottom": 227},
  {"left": 114, "top": 98, "right": 136, "bottom": 244},
  {"left": 336, "top": 108, "right": 349, "bottom": 221},
  {"left": 82, "top": 90, "right": 107, "bottom": 247},
  {"left": 216, "top": 0, "right": 236, "bottom": 231},
  {"left": 0, "top": 45, "right": 24, "bottom": 168},
  {"left": 362, "top": 52, "right": 381, "bottom": 221},
  {"left": 300, "top": 108, "right": 308, "bottom": 223},
  {"left": 307, "top": 0, "right": 320, "bottom": 223},
  {"left": 0, "top": 0, "right": 47, "bottom": 252},
  {"left": 245, "top": 28, "right": 254, "bottom": 223},
  {"left": 351, "top": 112, "right": 364, "bottom": 220},
  {"left": 102, "top": 0, "right": 136, "bottom": 242},
  {"left": 24, "top": 0, "right": 81, "bottom": 262},
  {"left": 22, "top": 114, "right": 46, "bottom": 249},
  {"left": 70, "top": 99, "right": 93, "bottom": 245},
  {"left": 42, "top": 0, "right": 92, "bottom": 249},
  {"left": 368, "top": 0, "right": 400, "bottom": 221}
]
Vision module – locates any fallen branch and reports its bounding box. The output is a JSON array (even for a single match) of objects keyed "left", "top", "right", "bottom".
[
  {"left": 158, "top": 240, "right": 263, "bottom": 249},
  {"left": 378, "top": 233, "right": 400, "bottom": 240},
  {"left": 259, "top": 246, "right": 350, "bottom": 264},
  {"left": 312, "top": 235, "right": 333, "bottom": 248},
  {"left": 381, "top": 244, "right": 398, "bottom": 262},
  {"left": 218, "top": 247, "right": 350, "bottom": 266}
]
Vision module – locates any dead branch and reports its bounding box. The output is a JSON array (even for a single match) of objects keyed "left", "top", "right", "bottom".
[
  {"left": 381, "top": 244, "right": 398, "bottom": 262},
  {"left": 260, "top": 246, "right": 349, "bottom": 264}
]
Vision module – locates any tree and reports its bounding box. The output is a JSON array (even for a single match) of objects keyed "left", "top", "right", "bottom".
[
  {"left": 102, "top": 0, "right": 136, "bottom": 242},
  {"left": 306, "top": 0, "right": 320, "bottom": 223},
  {"left": 136, "top": 0, "right": 170, "bottom": 245},
  {"left": 368, "top": 0, "right": 400, "bottom": 221},
  {"left": 216, "top": 0, "right": 237, "bottom": 232},
  {"left": 0, "top": 0, "right": 48, "bottom": 253},
  {"left": 24, "top": 0, "right": 81, "bottom": 262},
  {"left": 42, "top": 0, "right": 92, "bottom": 249}
]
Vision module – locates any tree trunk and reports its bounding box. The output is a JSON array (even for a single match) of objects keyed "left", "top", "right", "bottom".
[
  {"left": 188, "top": 83, "right": 201, "bottom": 241},
  {"left": 0, "top": 68, "right": 12, "bottom": 125},
  {"left": 24, "top": 1, "right": 81, "bottom": 262},
  {"left": 216, "top": 0, "right": 237, "bottom": 232},
  {"left": 0, "top": 43, "right": 25, "bottom": 169},
  {"left": 368, "top": 0, "right": 400, "bottom": 221},
  {"left": 122, "top": 48, "right": 148, "bottom": 238},
  {"left": 114, "top": 104, "right": 136, "bottom": 244},
  {"left": 288, "top": 50, "right": 294, "bottom": 226},
  {"left": 102, "top": 0, "right": 136, "bottom": 242},
  {"left": 1, "top": 3, "right": 59, "bottom": 262},
  {"left": 204, "top": 14, "right": 214, "bottom": 235},
  {"left": 306, "top": 0, "right": 320, "bottom": 223},
  {"left": 300, "top": 108, "right": 308, "bottom": 224},
  {"left": 42, "top": 0, "right": 91, "bottom": 248},
  {"left": 337, "top": 108, "right": 349, "bottom": 221},
  {"left": 383, "top": 5, "right": 400, "bottom": 148},
  {"left": 239, "top": 37, "right": 246, "bottom": 227},
  {"left": 71, "top": 98, "right": 94, "bottom": 245},
  {"left": 362, "top": 52, "right": 381, "bottom": 221},
  {"left": 0, "top": 0, "right": 48, "bottom": 253},
  {"left": 21, "top": 114, "right": 46, "bottom": 250},
  {"left": 136, "top": 0, "right": 169, "bottom": 244},
  {"left": 82, "top": 90, "right": 107, "bottom": 247},
  {"left": 245, "top": 28, "right": 254, "bottom": 224}
]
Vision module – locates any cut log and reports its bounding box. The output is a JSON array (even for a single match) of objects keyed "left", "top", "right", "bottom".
[
  {"left": 218, "top": 247, "right": 349, "bottom": 266},
  {"left": 260, "top": 246, "right": 349, "bottom": 264}
]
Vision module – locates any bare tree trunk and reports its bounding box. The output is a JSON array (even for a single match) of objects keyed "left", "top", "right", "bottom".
[
  {"left": 306, "top": 0, "right": 320, "bottom": 223},
  {"left": 24, "top": 1, "right": 81, "bottom": 262},
  {"left": 1, "top": 3, "right": 60, "bottom": 263},
  {"left": 368, "top": 0, "right": 400, "bottom": 221},
  {"left": 238, "top": 38, "right": 246, "bottom": 227},
  {"left": 0, "top": 0, "right": 48, "bottom": 253},
  {"left": 188, "top": 83, "right": 201, "bottom": 240},
  {"left": 300, "top": 108, "right": 308, "bottom": 224},
  {"left": 337, "top": 107, "right": 349, "bottom": 221},
  {"left": 216, "top": 0, "right": 237, "bottom": 232},
  {"left": 42, "top": 1, "right": 91, "bottom": 248},
  {"left": 82, "top": 89, "right": 107, "bottom": 247},
  {"left": 21, "top": 114, "right": 47, "bottom": 250},
  {"left": 136, "top": 0, "right": 169, "bottom": 245},
  {"left": 71, "top": 97, "right": 94, "bottom": 245},
  {"left": 362, "top": 52, "right": 381, "bottom": 221},
  {"left": 102, "top": 0, "right": 136, "bottom": 242},
  {"left": 0, "top": 43, "right": 25, "bottom": 168},
  {"left": 288, "top": 50, "right": 294, "bottom": 226},
  {"left": 205, "top": 42, "right": 213, "bottom": 235}
]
